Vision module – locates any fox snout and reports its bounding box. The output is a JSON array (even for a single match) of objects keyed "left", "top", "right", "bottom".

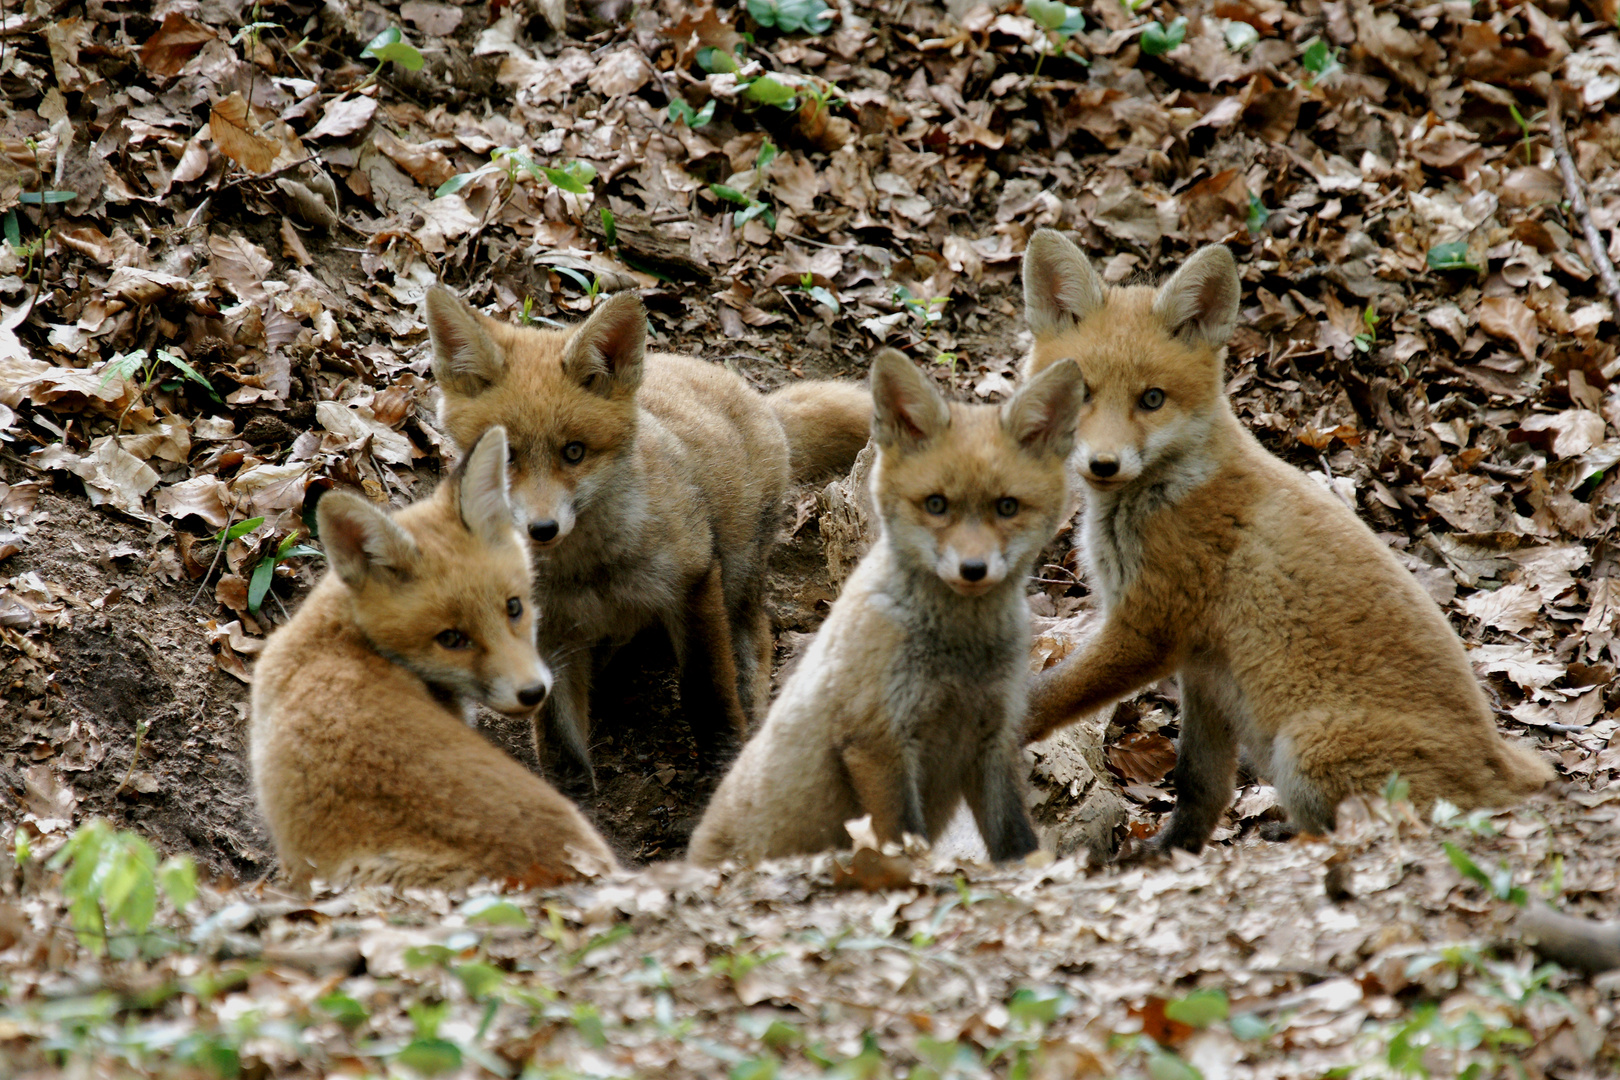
[
  {"left": 1078, "top": 444, "right": 1142, "bottom": 487},
  {"left": 938, "top": 529, "right": 1009, "bottom": 595},
  {"left": 513, "top": 486, "right": 576, "bottom": 549},
  {"left": 487, "top": 656, "right": 554, "bottom": 716}
]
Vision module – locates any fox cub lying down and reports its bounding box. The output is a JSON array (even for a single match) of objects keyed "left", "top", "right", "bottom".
[
  {"left": 1019, "top": 230, "right": 1553, "bottom": 853},
  {"left": 690, "top": 349, "right": 1085, "bottom": 866},
  {"left": 426, "top": 288, "right": 870, "bottom": 786},
  {"left": 250, "top": 427, "right": 617, "bottom": 889}
]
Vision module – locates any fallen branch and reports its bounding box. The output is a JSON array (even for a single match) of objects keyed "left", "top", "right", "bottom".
[
  {"left": 1548, "top": 91, "right": 1620, "bottom": 318},
  {"left": 1515, "top": 902, "right": 1620, "bottom": 975}
]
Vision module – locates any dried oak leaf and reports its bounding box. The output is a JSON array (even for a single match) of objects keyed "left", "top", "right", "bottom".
[
  {"left": 1477, "top": 296, "right": 1540, "bottom": 363},
  {"left": 1107, "top": 731, "right": 1178, "bottom": 784},
  {"left": 210, "top": 93, "right": 278, "bottom": 174},
  {"left": 139, "top": 12, "right": 216, "bottom": 77}
]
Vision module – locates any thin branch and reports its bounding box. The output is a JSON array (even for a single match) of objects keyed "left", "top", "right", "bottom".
[{"left": 1548, "top": 91, "right": 1620, "bottom": 317}]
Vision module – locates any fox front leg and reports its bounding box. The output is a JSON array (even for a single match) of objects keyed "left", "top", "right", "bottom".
[
  {"left": 964, "top": 734, "right": 1041, "bottom": 862},
  {"left": 1150, "top": 672, "right": 1239, "bottom": 854},
  {"left": 539, "top": 654, "right": 596, "bottom": 790},
  {"left": 840, "top": 740, "right": 928, "bottom": 845},
  {"left": 679, "top": 563, "right": 750, "bottom": 750},
  {"left": 1023, "top": 609, "right": 1180, "bottom": 744}
]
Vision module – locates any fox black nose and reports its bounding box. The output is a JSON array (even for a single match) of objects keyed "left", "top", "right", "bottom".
[
  {"left": 517, "top": 683, "right": 549, "bottom": 708},
  {"left": 960, "top": 559, "right": 988, "bottom": 582},
  {"left": 1089, "top": 458, "right": 1119, "bottom": 478},
  {"left": 528, "top": 519, "right": 560, "bottom": 543}
]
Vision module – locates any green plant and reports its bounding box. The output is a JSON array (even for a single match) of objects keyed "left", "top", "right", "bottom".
[
  {"left": 894, "top": 285, "right": 948, "bottom": 336},
  {"left": 4, "top": 209, "right": 47, "bottom": 275},
  {"left": 1027, "top": 0, "right": 1085, "bottom": 76},
  {"left": 99, "top": 347, "right": 220, "bottom": 431},
  {"left": 1246, "top": 194, "right": 1269, "bottom": 234},
  {"left": 1301, "top": 37, "right": 1341, "bottom": 85},
  {"left": 668, "top": 96, "right": 717, "bottom": 128},
  {"left": 435, "top": 148, "right": 596, "bottom": 199},
  {"left": 551, "top": 265, "right": 603, "bottom": 303},
  {"left": 1426, "top": 241, "right": 1484, "bottom": 274},
  {"left": 798, "top": 272, "right": 839, "bottom": 313},
  {"left": 1120, "top": 0, "right": 1153, "bottom": 11},
  {"left": 747, "top": 0, "right": 834, "bottom": 35},
  {"left": 1353, "top": 305, "right": 1381, "bottom": 353},
  {"left": 49, "top": 820, "right": 197, "bottom": 959},
  {"left": 1508, "top": 102, "right": 1539, "bottom": 166},
  {"left": 1140, "top": 16, "right": 1187, "bottom": 56},
  {"left": 711, "top": 184, "right": 776, "bottom": 230},
  {"left": 248, "top": 531, "right": 322, "bottom": 615},
  {"left": 1224, "top": 20, "right": 1260, "bottom": 51},
  {"left": 360, "top": 26, "right": 425, "bottom": 81}
]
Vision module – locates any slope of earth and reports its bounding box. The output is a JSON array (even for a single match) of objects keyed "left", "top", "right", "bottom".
[{"left": 1, "top": 0, "right": 1619, "bottom": 1072}]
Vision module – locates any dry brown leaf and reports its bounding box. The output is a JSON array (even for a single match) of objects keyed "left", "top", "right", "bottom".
[
  {"left": 1477, "top": 296, "right": 1540, "bottom": 363},
  {"left": 306, "top": 95, "right": 378, "bottom": 142},
  {"left": 210, "top": 93, "right": 277, "bottom": 174},
  {"left": 1106, "top": 731, "right": 1177, "bottom": 784},
  {"left": 139, "top": 12, "right": 217, "bottom": 77}
]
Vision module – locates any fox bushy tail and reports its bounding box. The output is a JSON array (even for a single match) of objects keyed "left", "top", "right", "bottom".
[{"left": 766, "top": 381, "right": 872, "bottom": 484}]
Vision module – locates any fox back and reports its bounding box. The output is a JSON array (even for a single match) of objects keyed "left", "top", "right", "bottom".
[{"left": 250, "top": 427, "right": 616, "bottom": 889}]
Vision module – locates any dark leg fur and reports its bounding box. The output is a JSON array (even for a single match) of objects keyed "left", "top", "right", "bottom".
[
  {"left": 680, "top": 564, "right": 750, "bottom": 757},
  {"left": 539, "top": 657, "right": 597, "bottom": 792},
  {"left": 964, "top": 742, "right": 1040, "bottom": 863},
  {"left": 1153, "top": 676, "right": 1238, "bottom": 854}
]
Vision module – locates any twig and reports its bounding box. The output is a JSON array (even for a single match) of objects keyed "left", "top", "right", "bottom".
[
  {"left": 189, "top": 499, "right": 241, "bottom": 607},
  {"left": 112, "top": 719, "right": 148, "bottom": 797},
  {"left": 213, "top": 154, "right": 321, "bottom": 194},
  {"left": 1548, "top": 91, "right": 1620, "bottom": 317},
  {"left": 1515, "top": 902, "right": 1620, "bottom": 974}
]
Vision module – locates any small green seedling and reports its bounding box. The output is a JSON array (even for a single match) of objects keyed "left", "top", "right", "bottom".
[
  {"left": 18, "top": 188, "right": 75, "bottom": 206},
  {"left": 799, "top": 272, "right": 839, "bottom": 313},
  {"left": 748, "top": 0, "right": 834, "bottom": 35},
  {"left": 1120, "top": 0, "right": 1154, "bottom": 11},
  {"left": 248, "top": 531, "right": 322, "bottom": 615},
  {"left": 550, "top": 264, "right": 602, "bottom": 303},
  {"left": 1164, "top": 988, "right": 1229, "bottom": 1028},
  {"left": 1509, "top": 102, "right": 1538, "bottom": 166},
  {"left": 1301, "top": 38, "right": 1341, "bottom": 85},
  {"left": 894, "top": 285, "right": 948, "bottom": 332},
  {"left": 1444, "top": 842, "right": 1529, "bottom": 906},
  {"left": 435, "top": 148, "right": 595, "bottom": 199},
  {"left": 668, "top": 97, "right": 717, "bottom": 128},
  {"left": 1426, "top": 241, "right": 1484, "bottom": 274},
  {"left": 1353, "top": 306, "right": 1380, "bottom": 353},
  {"left": 48, "top": 820, "right": 197, "bottom": 959},
  {"left": 1246, "top": 194, "right": 1269, "bottom": 233},
  {"left": 1140, "top": 16, "right": 1187, "bottom": 56},
  {"left": 710, "top": 184, "right": 776, "bottom": 231},
  {"left": 1225, "top": 20, "right": 1260, "bottom": 51},
  {"left": 99, "top": 346, "right": 221, "bottom": 431},
  {"left": 1027, "top": 0, "right": 1086, "bottom": 76},
  {"left": 360, "top": 26, "right": 424, "bottom": 74}
]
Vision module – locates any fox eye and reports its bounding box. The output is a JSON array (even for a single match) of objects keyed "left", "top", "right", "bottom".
[
  {"left": 436, "top": 629, "right": 471, "bottom": 650},
  {"left": 1139, "top": 388, "right": 1166, "bottom": 410},
  {"left": 562, "top": 441, "right": 586, "bottom": 464},
  {"left": 923, "top": 494, "right": 948, "bottom": 515},
  {"left": 506, "top": 597, "right": 523, "bottom": 619},
  {"left": 995, "top": 497, "right": 1019, "bottom": 517}
]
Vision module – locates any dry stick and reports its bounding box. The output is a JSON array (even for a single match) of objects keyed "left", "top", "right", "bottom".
[
  {"left": 1515, "top": 902, "right": 1620, "bottom": 974},
  {"left": 1548, "top": 92, "right": 1620, "bottom": 317},
  {"left": 189, "top": 498, "right": 242, "bottom": 607}
]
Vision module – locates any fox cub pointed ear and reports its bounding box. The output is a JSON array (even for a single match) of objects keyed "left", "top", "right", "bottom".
[
  {"left": 870, "top": 348, "right": 951, "bottom": 447},
  {"left": 317, "top": 491, "right": 420, "bottom": 590},
  {"left": 1152, "top": 245, "right": 1241, "bottom": 348},
  {"left": 457, "top": 426, "right": 516, "bottom": 545},
  {"left": 1022, "top": 229, "right": 1105, "bottom": 337},
  {"left": 426, "top": 285, "right": 505, "bottom": 397},
  {"left": 563, "top": 291, "right": 646, "bottom": 398},
  {"left": 1004, "top": 358, "right": 1084, "bottom": 458}
]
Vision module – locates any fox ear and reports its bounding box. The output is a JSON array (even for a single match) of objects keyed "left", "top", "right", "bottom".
[
  {"left": 1003, "top": 358, "right": 1084, "bottom": 459},
  {"left": 563, "top": 292, "right": 646, "bottom": 398},
  {"left": 1022, "top": 229, "right": 1105, "bottom": 337},
  {"left": 426, "top": 286, "right": 505, "bottom": 397},
  {"left": 317, "top": 491, "right": 420, "bottom": 590},
  {"left": 1153, "top": 245, "right": 1240, "bottom": 347},
  {"left": 457, "top": 426, "right": 515, "bottom": 545},
  {"left": 870, "top": 348, "right": 950, "bottom": 447}
]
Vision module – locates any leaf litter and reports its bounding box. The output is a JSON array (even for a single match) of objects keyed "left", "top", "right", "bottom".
[{"left": 0, "top": 0, "right": 1619, "bottom": 1073}]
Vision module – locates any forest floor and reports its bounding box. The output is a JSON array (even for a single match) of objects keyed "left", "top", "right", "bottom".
[{"left": 2, "top": 0, "right": 1620, "bottom": 1074}]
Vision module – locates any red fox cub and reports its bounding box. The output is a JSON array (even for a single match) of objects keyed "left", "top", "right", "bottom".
[
  {"left": 250, "top": 427, "right": 618, "bottom": 889},
  {"left": 426, "top": 288, "right": 869, "bottom": 784},
  {"left": 688, "top": 349, "right": 1085, "bottom": 866},
  {"left": 1018, "top": 230, "right": 1553, "bottom": 853}
]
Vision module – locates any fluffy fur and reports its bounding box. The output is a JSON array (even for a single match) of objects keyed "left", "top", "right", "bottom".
[
  {"left": 1019, "top": 229, "right": 1554, "bottom": 853},
  {"left": 250, "top": 428, "right": 618, "bottom": 888},
  {"left": 688, "top": 349, "right": 1084, "bottom": 866},
  {"left": 427, "top": 288, "right": 871, "bottom": 782}
]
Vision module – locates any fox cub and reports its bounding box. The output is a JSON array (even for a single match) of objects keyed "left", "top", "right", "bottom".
[
  {"left": 426, "top": 288, "right": 869, "bottom": 784},
  {"left": 689, "top": 349, "right": 1084, "bottom": 866},
  {"left": 1018, "top": 230, "right": 1553, "bottom": 853},
  {"left": 250, "top": 427, "right": 618, "bottom": 889}
]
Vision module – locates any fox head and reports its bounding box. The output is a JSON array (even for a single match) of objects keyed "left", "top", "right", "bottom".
[
  {"left": 317, "top": 426, "right": 551, "bottom": 716},
  {"left": 425, "top": 286, "right": 646, "bottom": 550},
  {"left": 869, "top": 349, "right": 1083, "bottom": 596},
  {"left": 1020, "top": 230, "right": 1241, "bottom": 491}
]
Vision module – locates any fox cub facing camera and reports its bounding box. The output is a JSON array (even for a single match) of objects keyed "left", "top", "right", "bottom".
[
  {"left": 426, "top": 288, "right": 870, "bottom": 785},
  {"left": 250, "top": 427, "right": 617, "bottom": 889},
  {"left": 689, "top": 349, "right": 1085, "bottom": 866},
  {"left": 1019, "top": 230, "right": 1553, "bottom": 854}
]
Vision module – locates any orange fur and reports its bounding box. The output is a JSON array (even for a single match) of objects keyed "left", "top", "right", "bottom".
[
  {"left": 250, "top": 428, "right": 617, "bottom": 888},
  {"left": 1019, "top": 231, "right": 1553, "bottom": 853},
  {"left": 689, "top": 350, "right": 1083, "bottom": 866},
  {"left": 766, "top": 380, "right": 873, "bottom": 483}
]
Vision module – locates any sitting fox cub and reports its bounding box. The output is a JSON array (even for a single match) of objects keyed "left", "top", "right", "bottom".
[
  {"left": 250, "top": 427, "right": 617, "bottom": 888},
  {"left": 426, "top": 289, "right": 870, "bottom": 784},
  {"left": 689, "top": 349, "right": 1084, "bottom": 866},
  {"left": 1019, "top": 230, "right": 1553, "bottom": 853}
]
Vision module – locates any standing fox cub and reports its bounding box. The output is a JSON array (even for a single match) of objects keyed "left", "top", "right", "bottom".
[
  {"left": 426, "top": 288, "right": 869, "bottom": 784},
  {"left": 250, "top": 427, "right": 617, "bottom": 888},
  {"left": 689, "top": 349, "right": 1085, "bottom": 866},
  {"left": 1019, "top": 230, "right": 1553, "bottom": 853}
]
